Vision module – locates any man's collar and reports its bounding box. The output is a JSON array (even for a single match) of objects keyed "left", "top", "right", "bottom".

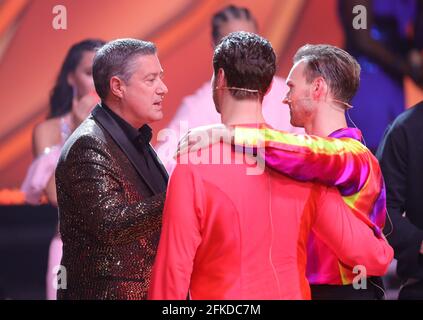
[
  {"left": 101, "top": 102, "right": 152, "bottom": 146},
  {"left": 137, "top": 124, "right": 153, "bottom": 146},
  {"left": 329, "top": 127, "right": 363, "bottom": 141}
]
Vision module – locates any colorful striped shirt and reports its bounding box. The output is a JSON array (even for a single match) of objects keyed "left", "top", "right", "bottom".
[{"left": 234, "top": 124, "right": 386, "bottom": 284}]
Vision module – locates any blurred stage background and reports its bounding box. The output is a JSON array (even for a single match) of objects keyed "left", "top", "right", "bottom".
[{"left": 0, "top": 0, "right": 421, "bottom": 299}]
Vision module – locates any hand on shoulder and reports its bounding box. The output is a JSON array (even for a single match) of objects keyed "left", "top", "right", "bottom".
[{"left": 175, "top": 124, "right": 232, "bottom": 157}]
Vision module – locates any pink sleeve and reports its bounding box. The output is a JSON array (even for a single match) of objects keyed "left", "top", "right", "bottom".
[
  {"left": 148, "top": 163, "right": 203, "bottom": 300},
  {"left": 312, "top": 187, "right": 393, "bottom": 276},
  {"left": 20, "top": 146, "right": 61, "bottom": 205}
]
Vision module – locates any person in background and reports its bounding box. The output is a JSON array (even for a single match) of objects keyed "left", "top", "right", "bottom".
[
  {"left": 338, "top": 0, "right": 423, "bottom": 153},
  {"left": 20, "top": 39, "right": 105, "bottom": 300},
  {"left": 377, "top": 100, "right": 423, "bottom": 299}
]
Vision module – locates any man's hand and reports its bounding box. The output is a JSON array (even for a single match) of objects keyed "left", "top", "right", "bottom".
[
  {"left": 420, "top": 240, "right": 423, "bottom": 255},
  {"left": 175, "top": 124, "right": 233, "bottom": 158}
]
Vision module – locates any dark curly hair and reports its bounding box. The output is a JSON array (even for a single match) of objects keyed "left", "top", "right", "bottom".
[{"left": 213, "top": 31, "right": 276, "bottom": 101}]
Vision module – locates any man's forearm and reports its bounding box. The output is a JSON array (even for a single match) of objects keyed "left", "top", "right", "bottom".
[{"left": 233, "top": 125, "right": 372, "bottom": 194}]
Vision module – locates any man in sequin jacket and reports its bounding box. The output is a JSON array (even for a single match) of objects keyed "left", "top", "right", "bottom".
[{"left": 55, "top": 39, "right": 168, "bottom": 299}]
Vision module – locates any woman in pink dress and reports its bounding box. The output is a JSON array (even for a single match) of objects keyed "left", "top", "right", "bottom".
[{"left": 21, "top": 39, "right": 105, "bottom": 300}]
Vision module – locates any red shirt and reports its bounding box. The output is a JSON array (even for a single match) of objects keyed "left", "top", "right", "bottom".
[{"left": 149, "top": 143, "right": 393, "bottom": 299}]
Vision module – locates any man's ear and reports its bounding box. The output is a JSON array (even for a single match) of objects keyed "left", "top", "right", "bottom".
[
  {"left": 109, "top": 76, "right": 125, "bottom": 99},
  {"left": 216, "top": 68, "right": 226, "bottom": 89},
  {"left": 311, "top": 77, "right": 327, "bottom": 100}
]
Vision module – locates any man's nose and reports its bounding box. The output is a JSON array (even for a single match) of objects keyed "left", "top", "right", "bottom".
[
  {"left": 158, "top": 79, "right": 168, "bottom": 95},
  {"left": 282, "top": 96, "right": 290, "bottom": 105}
]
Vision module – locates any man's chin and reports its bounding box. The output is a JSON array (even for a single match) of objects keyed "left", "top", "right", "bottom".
[
  {"left": 156, "top": 112, "right": 164, "bottom": 121},
  {"left": 150, "top": 111, "right": 163, "bottom": 122},
  {"left": 290, "top": 119, "right": 298, "bottom": 127}
]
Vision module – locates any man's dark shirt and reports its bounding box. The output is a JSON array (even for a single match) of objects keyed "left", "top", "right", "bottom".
[{"left": 102, "top": 103, "right": 167, "bottom": 193}]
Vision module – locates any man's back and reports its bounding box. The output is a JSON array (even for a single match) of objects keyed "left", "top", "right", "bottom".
[{"left": 149, "top": 142, "right": 393, "bottom": 299}]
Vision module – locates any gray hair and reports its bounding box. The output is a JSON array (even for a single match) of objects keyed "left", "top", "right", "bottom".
[{"left": 93, "top": 38, "right": 156, "bottom": 100}]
